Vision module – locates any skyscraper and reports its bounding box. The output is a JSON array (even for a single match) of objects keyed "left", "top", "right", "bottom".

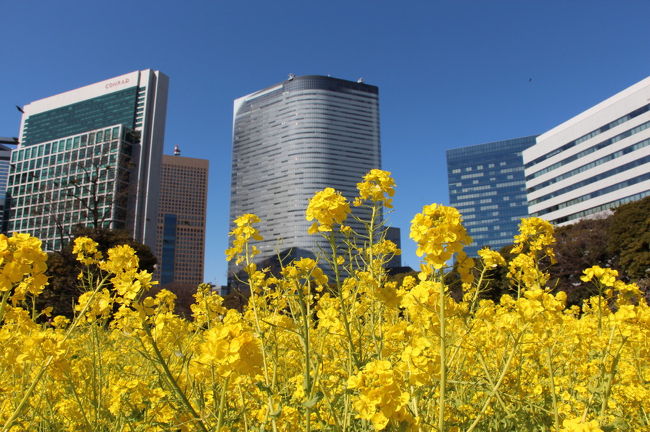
[
  {"left": 229, "top": 75, "right": 381, "bottom": 278},
  {"left": 446, "top": 136, "right": 536, "bottom": 257},
  {"left": 524, "top": 77, "right": 650, "bottom": 225},
  {"left": 0, "top": 137, "right": 17, "bottom": 233},
  {"left": 154, "top": 148, "right": 209, "bottom": 288},
  {"left": 7, "top": 70, "right": 168, "bottom": 250}
]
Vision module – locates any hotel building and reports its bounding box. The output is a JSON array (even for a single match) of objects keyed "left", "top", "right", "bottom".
[
  {"left": 229, "top": 75, "right": 381, "bottom": 278},
  {"left": 154, "top": 148, "right": 209, "bottom": 288},
  {"left": 447, "top": 136, "right": 536, "bottom": 256},
  {"left": 7, "top": 70, "right": 169, "bottom": 250},
  {"left": 524, "top": 77, "right": 650, "bottom": 225}
]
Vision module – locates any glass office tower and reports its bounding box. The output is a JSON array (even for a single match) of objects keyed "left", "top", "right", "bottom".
[
  {"left": 229, "top": 75, "right": 381, "bottom": 279},
  {"left": 8, "top": 70, "right": 168, "bottom": 250},
  {"left": 446, "top": 136, "right": 536, "bottom": 257}
]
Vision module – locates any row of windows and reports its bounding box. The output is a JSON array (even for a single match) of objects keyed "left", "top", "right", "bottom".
[
  {"left": 10, "top": 149, "right": 119, "bottom": 184},
  {"left": 526, "top": 104, "right": 649, "bottom": 169},
  {"left": 455, "top": 190, "right": 498, "bottom": 200},
  {"left": 529, "top": 155, "right": 650, "bottom": 206},
  {"left": 12, "top": 127, "right": 121, "bottom": 163},
  {"left": 550, "top": 190, "right": 650, "bottom": 224},
  {"left": 532, "top": 171, "right": 650, "bottom": 217},
  {"left": 527, "top": 120, "right": 650, "bottom": 180},
  {"left": 528, "top": 138, "right": 650, "bottom": 193}
]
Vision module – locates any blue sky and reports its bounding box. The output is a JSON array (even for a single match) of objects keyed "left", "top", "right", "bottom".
[{"left": 1, "top": 0, "right": 649, "bottom": 285}]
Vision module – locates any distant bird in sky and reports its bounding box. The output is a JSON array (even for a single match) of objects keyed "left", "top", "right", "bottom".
[
  {"left": 16, "top": 105, "right": 24, "bottom": 113},
  {"left": 529, "top": 78, "right": 533, "bottom": 83}
]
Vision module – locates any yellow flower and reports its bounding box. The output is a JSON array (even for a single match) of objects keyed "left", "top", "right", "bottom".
[
  {"left": 305, "top": 187, "right": 350, "bottom": 234},
  {"left": 72, "top": 237, "right": 102, "bottom": 265},
  {"left": 511, "top": 217, "right": 555, "bottom": 260},
  {"left": 508, "top": 253, "right": 549, "bottom": 289},
  {"left": 99, "top": 244, "right": 139, "bottom": 275},
  {"left": 580, "top": 265, "right": 618, "bottom": 287},
  {"left": 560, "top": 417, "right": 603, "bottom": 432},
  {"left": 348, "top": 360, "right": 412, "bottom": 430},
  {"left": 410, "top": 203, "right": 471, "bottom": 269},
  {"left": 354, "top": 169, "right": 396, "bottom": 208},
  {"left": 197, "top": 310, "right": 263, "bottom": 379},
  {"left": 226, "top": 213, "right": 263, "bottom": 263},
  {"left": 478, "top": 247, "right": 506, "bottom": 268}
]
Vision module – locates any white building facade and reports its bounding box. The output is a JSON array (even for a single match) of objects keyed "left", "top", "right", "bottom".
[
  {"left": 8, "top": 70, "right": 168, "bottom": 250},
  {"left": 524, "top": 77, "right": 650, "bottom": 225}
]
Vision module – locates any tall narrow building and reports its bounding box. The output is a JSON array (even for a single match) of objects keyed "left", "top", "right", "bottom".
[
  {"left": 7, "top": 70, "right": 168, "bottom": 250},
  {"left": 446, "top": 136, "right": 536, "bottom": 257},
  {"left": 0, "top": 137, "right": 17, "bottom": 233},
  {"left": 229, "top": 75, "right": 381, "bottom": 279},
  {"left": 154, "top": 148, "right": 209, "bottom": 289}
]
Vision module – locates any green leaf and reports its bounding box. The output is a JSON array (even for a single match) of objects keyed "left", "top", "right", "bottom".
[{"left": 302, "top": 391, "right": 323, "bottom": 408}]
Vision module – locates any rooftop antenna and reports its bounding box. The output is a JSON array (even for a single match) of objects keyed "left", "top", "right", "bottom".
[{"left": 173, "top": 145, "right": 181, "bottom": 156}]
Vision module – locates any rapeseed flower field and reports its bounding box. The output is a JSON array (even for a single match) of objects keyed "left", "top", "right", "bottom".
[{"left": 1, "top": 170, "right": 648, "bottom": 431}]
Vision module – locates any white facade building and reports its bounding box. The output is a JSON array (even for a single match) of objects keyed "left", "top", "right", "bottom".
[
  {"left": 523, "top": 77, "right": 650, "bottom": 225},
  {"left": 9, "top": 70, "right": 168, "bottom": 250}
]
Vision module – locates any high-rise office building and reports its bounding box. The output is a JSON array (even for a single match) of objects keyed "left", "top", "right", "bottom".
[
  {"left": 7, "top": 70, "right": 168, "bottom": 250},
  {"left": 447, "top": 136, "right": 536, "bottom": 257},
  {"left": 524, "top": 77, "right": 650, "bottom": 225},
  {"left": 0, "top": 137, "right": 17, "bottom": 233},
  {"left": 229, "top": 75, "right": 381, "bottom": 278},
  {"left": 154, "top": 148, "right": 209, "bottom": 288}
]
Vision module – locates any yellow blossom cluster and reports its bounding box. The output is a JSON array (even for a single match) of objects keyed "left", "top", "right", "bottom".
[
  {"left": 1, "top": 171, "right": 649, "bottom": 432},
  {"left": 225, "top": 213, "right": 263, "bottom": 264},
  {"left": 477, "top": 247, "right": 506, "bottom": 268},
  {"left": 305, "top": 187, "right": 351, "bottom": 234},
  {"left": 354, "top": 169, "right": 396, "bottom": 208},
  {"left": 0, "top": 233, "right": 48, "bottom": 303},
  {"left": 410, "top": 203, "right": 472, "bottom": 269}
]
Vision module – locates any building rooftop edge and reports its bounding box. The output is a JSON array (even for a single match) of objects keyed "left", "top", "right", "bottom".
[
  {"left": 162, "top": 154, "right": 210, "bottom": 164},
  {"left": 235, "top": 74, "right": 378, "bottom": 104},
  {"left": 446, "top": 134, "right": 538, "bottom": 156},
  {"left": 22, "top": 69, "right": 165, "bottom": 115},
  {"left": 537, "top": 76, "right": 650, "bottom": 142}
]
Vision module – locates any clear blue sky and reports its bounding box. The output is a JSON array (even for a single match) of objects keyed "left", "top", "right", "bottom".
[{"left": 1, "top": 0, "right": 649, "bottom": 285}]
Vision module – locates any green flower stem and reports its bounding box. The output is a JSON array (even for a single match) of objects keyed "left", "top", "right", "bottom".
[
  {"left": 141, "top": 321, "right": 209, "bottom": 432},
  {"left": 0, "top": 289, "right": 10, "bottom": 323},
  {"left": 599, "top": 332, "right": 627, "bottom": 418},
  {"left": 465, "top": 328, "right": 525, "bottom": 432},
  {"left": 438, "top": 271, "right": 447, "bottom": 432},
  {"left": 243, "top": 248, "right": 279, "bottom": 432},
  {"left": 216, "top": 376, "right": 230, "bottom": 432},
  {"left": 546, "top": 346, "right": 559, "bottom": 431},
  {"left": 328, "top": 233, "right": 361, "bottom": 369}
]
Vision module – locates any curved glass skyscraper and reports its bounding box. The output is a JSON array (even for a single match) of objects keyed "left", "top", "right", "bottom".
[{"left": 229, "top": 75, "right": 381, "bottom": 278}]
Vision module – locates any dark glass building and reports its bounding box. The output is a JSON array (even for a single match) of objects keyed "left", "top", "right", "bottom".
[
  {"left": 0, "top": 138, "right": 17, "bottom": 233},
  {"left": 229, "top": 75, "right": 381, "bottom": 279},
  {"left": 446, "top": 136, "right": 537, "bottom": 257}
]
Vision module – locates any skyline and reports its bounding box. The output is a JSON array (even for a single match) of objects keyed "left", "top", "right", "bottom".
[{"left": 1, "top": 0, "right": 649, "bottom": 284}]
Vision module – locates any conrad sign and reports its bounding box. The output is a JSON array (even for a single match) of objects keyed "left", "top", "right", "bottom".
[{"left": 105, "top": 77, "right": 131, "bottom": 89}]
